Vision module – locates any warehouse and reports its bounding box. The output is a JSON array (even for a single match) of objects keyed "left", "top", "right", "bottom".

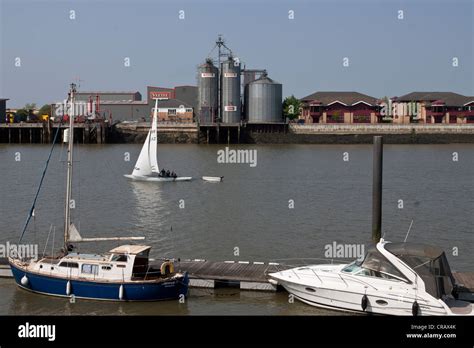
[{"left": 58, "top": 86, "right": 198, "bottom": 122}]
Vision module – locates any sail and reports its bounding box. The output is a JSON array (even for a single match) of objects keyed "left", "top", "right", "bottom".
[
  {"left": 131, "top": 99, "right": 159, "bottom": 177},
  {"left": 149, "top": 99, "right": 159, "bottom": 173},
  {"left": 132, "top": 131, "right": 153, "bottom": 176},
  {"left": 68, "top": 223, "right": 145, "bottom": 242}
]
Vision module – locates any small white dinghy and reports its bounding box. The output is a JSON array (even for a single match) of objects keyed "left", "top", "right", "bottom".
[
  {"left": 124, "top": 99, "right": 192, "bottom": 182},
  {"left": 202, "top": 176, "right": 223, "bottom": 182}
]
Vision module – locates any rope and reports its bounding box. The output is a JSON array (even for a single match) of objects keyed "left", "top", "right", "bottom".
[{"left": 18, "top": 122, "right": 62, "bottom": 245}]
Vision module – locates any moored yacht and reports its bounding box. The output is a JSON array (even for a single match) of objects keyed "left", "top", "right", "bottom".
[
  {"left": 269, "top": 239, "right": 473, "bottom": 316},
  {"left": 10, "top": 245, "right": 188, "bottom": 301},
  {"left": 9, "top": 83, "right": 188, "bottom": 301}
]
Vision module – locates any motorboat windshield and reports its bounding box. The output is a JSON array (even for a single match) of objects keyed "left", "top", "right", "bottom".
[{"left": 342, "top": 247, "right": 409, "bottom": 282}]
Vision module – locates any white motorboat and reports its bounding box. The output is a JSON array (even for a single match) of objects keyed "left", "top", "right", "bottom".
[
  {"left": 202, "top": 176, "right": 223, "bottom": 182},
  {"left": 124, "top": 99, "right": 192, "bottom": 182},
  {"left": 269, "top": 239, "right": 473, "bottom": 316}
]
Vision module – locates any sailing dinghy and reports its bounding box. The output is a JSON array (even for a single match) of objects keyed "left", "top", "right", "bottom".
[
  {"left": 202, "top": 176, "right": 223, "bottom": 182},
  {"left": 124, "top": 99, "right": 192, "bottom": 182}
]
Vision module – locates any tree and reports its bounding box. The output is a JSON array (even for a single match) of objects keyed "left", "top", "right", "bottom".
[
  {"left": 38, "top": 104, "right": 52, "bottom": 116},
  {"left": 283, "top": 95, "right": 301, "bottom": 120},
  {"left": 24, "top": 103, "right": 37, "bottom": 111},
  {"left": 15, "top": 109, "right": 29, "bottom": 122}
]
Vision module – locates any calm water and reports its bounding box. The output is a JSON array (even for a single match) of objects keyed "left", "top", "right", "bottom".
[{"left": 0, "top": 143, "right": 473, "bottom": 315}]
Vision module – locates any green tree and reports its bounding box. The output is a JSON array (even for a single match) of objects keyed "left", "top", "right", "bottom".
[
  {"left": 38, "top": 104, "right": 52, "bottom": 116},
  {"left": 15, "top": 109, "right": 29, "bottom": 122},
  {"left": 24, "top": 103, "right": 37, "bottom": 110},
  {"left": 283, "top": 95, "right": 301, "bottom": 120}
]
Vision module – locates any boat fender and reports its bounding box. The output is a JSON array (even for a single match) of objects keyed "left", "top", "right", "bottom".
[
  {"left": 66, "top": 280, "right": 71, "bottom": 296},
  {"left": 361, "top": 294, "right": 368, "bottom": 311},
  {"left": 119, "top": 284, "right": 124, "bottom": 300},
  {"left": 412, "top": 301, "right": 419, "bottom": 316},
  {"left": 21, "top": 275, "right": 29, "bottom": 287},
  {"left": 161, "top": 261, "right": 174, "bottom": 275}
]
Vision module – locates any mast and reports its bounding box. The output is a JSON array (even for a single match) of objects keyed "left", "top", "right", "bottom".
[{"left": 63, "top": 83, "right": 76, "bottom": 251}]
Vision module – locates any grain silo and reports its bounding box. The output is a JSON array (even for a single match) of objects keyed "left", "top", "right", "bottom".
[
  {"left": 220, "top": 57, "right": 241, "bottom": 123},
  {"left": 246, "top": 74, "right": 283, "bottom": 123},
  {"left": 197, "top": 59, "right": 218, "bottom": 123}
]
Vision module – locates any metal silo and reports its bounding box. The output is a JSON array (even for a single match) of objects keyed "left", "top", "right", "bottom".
[
  {"left": 221, "top": 57, "right": 241, "bottom": 123},
  {"left": 197, "top": 59, "right": 218, "bottom": 123},
  {"left": 246, "top": 74, "right": 283, "bottom": 123}
]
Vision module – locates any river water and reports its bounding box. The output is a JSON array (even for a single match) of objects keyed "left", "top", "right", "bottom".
[{"left": 0, "top": 143, "right": 472, "bottom": 315}]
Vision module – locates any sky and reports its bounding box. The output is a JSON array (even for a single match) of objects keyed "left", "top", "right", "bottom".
[{"left": 0, "top": 0, "right": 473, "bottom": 108}]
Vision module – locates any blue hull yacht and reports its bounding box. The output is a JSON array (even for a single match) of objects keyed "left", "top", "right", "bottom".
[{"left": 9, "top": 83, "right": 188, "bottom": 302}]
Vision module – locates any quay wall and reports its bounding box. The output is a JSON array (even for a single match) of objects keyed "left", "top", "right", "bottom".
[
  {"left": 1, "top": 122, "right": 473, "bottom": 144},
  {"left": 243, "top": 124, "right": 474, "bottom": 144}
]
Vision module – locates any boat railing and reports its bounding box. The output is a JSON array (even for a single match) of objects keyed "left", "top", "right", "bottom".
[
  {"left": 264, "top": 257, "right": 350, "bottom": 277},
  {"left": 342, "top": 274, "right": 378, "bottom": 290}
]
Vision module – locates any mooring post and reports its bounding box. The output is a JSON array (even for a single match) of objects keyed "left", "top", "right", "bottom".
[{"left": 372, "top": 136, "right": 383, "bottom": 244}]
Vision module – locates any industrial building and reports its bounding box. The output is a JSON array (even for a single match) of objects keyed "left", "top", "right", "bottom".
[
  {"left": 196, "top": 36, "right": 283, "bottom": 124},
  {"left": 245, "top": 74, "right": 282, "bottom": 123},
  {"left": 154, "top": 99, "right": 193, "bottom": 123},
  {"left": 74, "top": 91, "right": 147, "bottom": 122},
  {"left": 55, "top": 85, "right": 198, "bottom": 122}
]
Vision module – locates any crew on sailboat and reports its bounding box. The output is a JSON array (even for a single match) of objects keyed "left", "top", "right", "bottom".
[{"left": 158, "top": 169, "right": 178, "bottom": 178}]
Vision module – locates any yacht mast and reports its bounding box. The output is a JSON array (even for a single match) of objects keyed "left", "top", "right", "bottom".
[{"left": 63, "top": 83, "right": 76, "bottom": 251}]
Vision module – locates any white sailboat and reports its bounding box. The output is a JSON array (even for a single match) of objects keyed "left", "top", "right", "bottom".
[{"left": 124, "top": 99, "right": 192, "bottom": 182}]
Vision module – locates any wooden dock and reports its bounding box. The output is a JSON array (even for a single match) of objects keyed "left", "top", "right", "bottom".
[
  {"left": 0, "top": 121, "right": 108, "bottom": 144},
  {"left": 174, "top": 259, "right": 285, "bottom": 291}
]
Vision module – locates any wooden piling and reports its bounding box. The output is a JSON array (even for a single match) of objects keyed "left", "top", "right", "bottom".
[{"left": 372, "top": 136, "right": 383, "bottom": 244}]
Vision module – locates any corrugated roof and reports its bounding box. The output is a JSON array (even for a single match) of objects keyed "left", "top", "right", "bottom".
[
  {"left": 99, "top": 100, "right": 147, "bottom": 105},
  {"left": 300, "top": 91, "right": 378, "bottom": 106},
  {"left": 109, "top": 245, "right": 151, "bottom": 255},
  {"left": 251, "top": 76, "right": 281, "bottom": 85},
  {"left": 77, "top": 91, "right": 139, "bottom": 95}
]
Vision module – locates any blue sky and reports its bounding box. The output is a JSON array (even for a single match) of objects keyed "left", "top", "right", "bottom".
[{"left": 1, "top": 0, "right": 472, "bottom": 107}]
